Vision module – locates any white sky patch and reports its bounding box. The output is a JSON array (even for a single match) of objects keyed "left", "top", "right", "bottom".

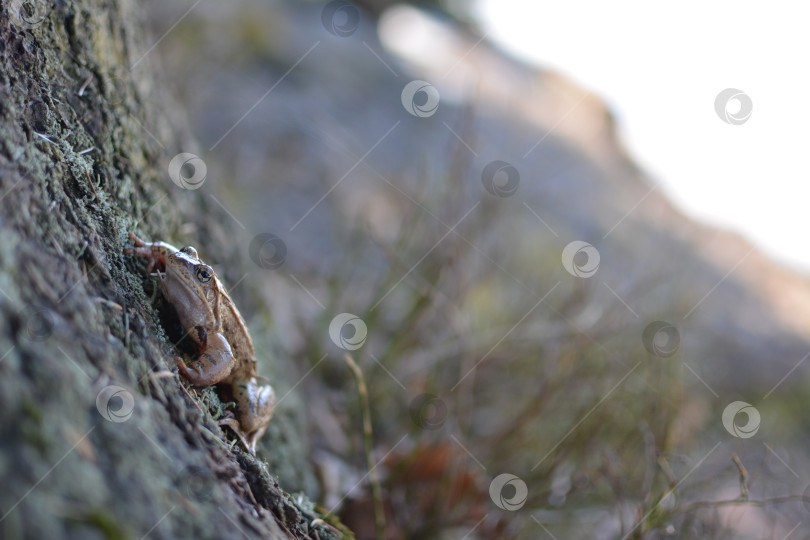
[{"left": 476, "top": 0, "right": 810, "bottom": 272}]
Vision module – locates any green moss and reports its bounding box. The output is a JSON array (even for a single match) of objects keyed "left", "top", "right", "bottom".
[
  {"left": 82, "top": 509, "right": 133, "bottom": 540},
  {"left": 313, "top": 505, "right": 357, "bottom": 540}
]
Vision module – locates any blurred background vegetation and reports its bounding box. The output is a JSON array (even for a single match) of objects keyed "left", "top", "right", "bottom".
[{"left": 141, "top": 1, "right": 810, "bottom": 538}]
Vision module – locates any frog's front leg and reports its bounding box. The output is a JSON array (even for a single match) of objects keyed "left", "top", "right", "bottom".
[
  {"left": 231, "top": 378, "right": 276, "bottom": 454},
  {"left": 124, "top": 233, "right": 176, "bottom": 274},
  {"left": 176, "top": 331, "right": 236, "bottom": 387}
]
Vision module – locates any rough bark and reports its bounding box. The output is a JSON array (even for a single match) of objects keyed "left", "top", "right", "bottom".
[{"left": 0, "top": 1, "right": 344, "bottom": 539}]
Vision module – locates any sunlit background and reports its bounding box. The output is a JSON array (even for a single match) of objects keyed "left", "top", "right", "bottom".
[{"left": 478, "top": 0, "right": 810, "bottom": 273}]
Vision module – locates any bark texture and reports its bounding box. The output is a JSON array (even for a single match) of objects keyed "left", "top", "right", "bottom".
[{"left": 0, "top": 2, "right": 343, "bottom": 539}]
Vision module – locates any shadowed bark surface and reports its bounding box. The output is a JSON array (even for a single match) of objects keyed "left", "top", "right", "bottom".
[{"left": 0, "top": 2, "right": 345, "bottom": 539}]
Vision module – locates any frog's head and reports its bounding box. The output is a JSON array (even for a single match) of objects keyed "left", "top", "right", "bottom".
[{"left": 162, "top": 246, "right": 218, "bottom": 319}]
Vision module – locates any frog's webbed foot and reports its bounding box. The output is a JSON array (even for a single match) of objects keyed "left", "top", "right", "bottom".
[{"left": 127, "top": 232, "right": 148, "bottom": 248}]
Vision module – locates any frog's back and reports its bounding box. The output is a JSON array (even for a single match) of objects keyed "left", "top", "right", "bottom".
[{"left": 219, "top": 292, "right": 258, "bottom": 379}]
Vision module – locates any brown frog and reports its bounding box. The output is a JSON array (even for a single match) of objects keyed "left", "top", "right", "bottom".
[{"left": 125, "top": 233, "right": 275, "bottom": 454}]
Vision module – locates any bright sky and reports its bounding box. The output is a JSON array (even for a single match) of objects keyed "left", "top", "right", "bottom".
[{"left": 476, "top": 0, "right": 810, "bottom": 273}]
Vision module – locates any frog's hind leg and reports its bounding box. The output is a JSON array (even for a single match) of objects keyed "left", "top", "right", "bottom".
[
  {"left": 233, "top": 378, "right": 276, "bottom": 455},
  {"left": 176, "top": 332, "right": 236, "bottom": 387}
]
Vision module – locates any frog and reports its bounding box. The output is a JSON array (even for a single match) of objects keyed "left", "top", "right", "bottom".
[{"left": 124, "top": 232, "right": 275, "bottom": 454}]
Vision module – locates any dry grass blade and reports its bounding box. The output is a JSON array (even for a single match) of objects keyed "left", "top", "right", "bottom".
[{"left": 344, "top": 353, "right": 385, "bottom": 540}]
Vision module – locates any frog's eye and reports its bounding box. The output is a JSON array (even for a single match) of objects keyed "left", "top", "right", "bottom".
[
  {"left": 195, "top": 265, "right": 213, "bottom": 284},
  {"left": 180, "top": 246, "right": 199, "bottom": 258}
]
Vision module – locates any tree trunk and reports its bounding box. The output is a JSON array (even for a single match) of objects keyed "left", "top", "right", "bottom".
[{"left": 0, "top": 1, "right": 343, "bottom": 539}]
